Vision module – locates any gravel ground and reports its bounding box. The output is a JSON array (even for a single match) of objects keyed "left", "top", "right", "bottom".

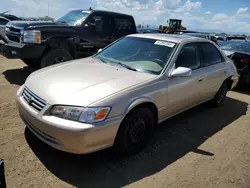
[{"left": 0, "top": 57, "right": 250, "bottom": 188}]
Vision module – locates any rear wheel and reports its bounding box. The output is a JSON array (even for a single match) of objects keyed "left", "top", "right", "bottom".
[
  {"left": 114, "top": 108, "right": 155, "bottom": 155},
  {"left": 21, "top": 58, "right": 41, "bottom": 69},
  {"left": 40, "top": 49, "right": 73, "bottom": 68},
  {"left": 209, "top": 81, "right": 229, "bottom": 107}
]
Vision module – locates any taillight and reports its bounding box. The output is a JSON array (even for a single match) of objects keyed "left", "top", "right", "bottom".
[{"left": 240, "top": 59, "right": 250, "bottom": 64}]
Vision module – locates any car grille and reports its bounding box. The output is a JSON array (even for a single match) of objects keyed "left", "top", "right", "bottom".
[
  {"left": 22, "top": 87, "right": 47, "bottom": 112},
  {"left": 6, "top": 26, "right": 22, "bottom": 42},
  {"left": 7, "top": 35, "right": 20, "bottom": 42}
]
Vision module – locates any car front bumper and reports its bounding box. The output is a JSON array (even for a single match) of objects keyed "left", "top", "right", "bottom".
[
  {"left": 16, "top": 90, "right": 122, "bottom": 154},
  {"left": 0, "top": 40, "right": 45, "bottom": 59}
]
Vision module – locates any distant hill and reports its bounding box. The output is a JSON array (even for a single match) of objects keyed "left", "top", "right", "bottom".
[
  {"left": 192, "top": 28, "right": 250, "bottom": 36},
  {"left": 21, "top": 16, "right": 55, "bottom": 21},
  {"left": 192, "top": 28, "right": 224, "bottom": 33}
]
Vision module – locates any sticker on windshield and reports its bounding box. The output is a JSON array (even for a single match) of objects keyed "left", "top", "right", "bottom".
[{"left": 154, "top": 40, "right": 175, "bottom": 48}]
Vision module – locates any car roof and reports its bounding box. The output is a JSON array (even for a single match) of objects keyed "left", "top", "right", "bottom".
[
  {"left": 128, "top": 33, "right": 209, "bottom": 43},
  {"left": 71, "top": 9, "right": 133, "bottom": 17}
]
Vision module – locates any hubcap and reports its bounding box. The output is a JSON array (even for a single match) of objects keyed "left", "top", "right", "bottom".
[
  {"left": 127, "top": 117, "right": 147, "bottom": 145},
  {"left": 52, "top": 57, "right": 67, "bottom": 64},
  {"left": 217, "top": 87, "right": 227, "bottom": 103}
]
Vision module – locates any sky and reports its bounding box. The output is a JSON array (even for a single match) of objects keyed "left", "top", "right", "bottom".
[{"left": 1, "top": 0, "right": 250, "bottom": 33}]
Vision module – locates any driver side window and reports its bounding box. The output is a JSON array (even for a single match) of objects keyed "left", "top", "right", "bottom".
[{"left": 175, "top": 43, "right": 201, "bottom": 70}]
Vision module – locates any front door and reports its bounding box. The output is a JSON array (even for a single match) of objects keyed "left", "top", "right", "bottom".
[
  {"left": 164, "top": 42, "right": 206, "bottom": 117},
  {"left": 81, "top": 13, "right": 113, "bottom": 50}
]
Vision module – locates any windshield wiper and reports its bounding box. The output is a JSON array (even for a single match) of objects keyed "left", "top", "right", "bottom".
[
  {"left": 97, "top": 57, "right": 137, "bottom": 72},
  {"left": 117, "top": 62, "right": 138, "bottom": 72},
  {"left": 56, "top": 21, "right": 69, "bottom": 25}
]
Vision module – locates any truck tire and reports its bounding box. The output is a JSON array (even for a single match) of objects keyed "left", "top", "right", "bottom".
[
  {"left": 41, "top": 49, "right": 73, "bottom": 68},
  {"left": 21, "top": 58, "right": 41, "bottom": 69}
]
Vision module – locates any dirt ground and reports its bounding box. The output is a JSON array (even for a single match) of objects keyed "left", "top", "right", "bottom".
[{"left": 0, "top": 56, "right": 250, "bottom": 188}]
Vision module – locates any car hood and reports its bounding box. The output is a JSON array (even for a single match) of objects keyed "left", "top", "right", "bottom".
[
  {"left": 222, "top": 50, "right": 235, "bottom": 56},
  {"left": 6, "top": 20, "right": 68, "bottom": 29},
  {"left": 222, "top": 49, "right": 250, "bottom": 57},
  {"left": 25, "top": 58, "right": 156, "bottom": 106}
]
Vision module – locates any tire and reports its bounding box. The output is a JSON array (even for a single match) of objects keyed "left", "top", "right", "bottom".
[
  {"left": 113, "top": 108, "right": 155, "bottom": 155},
  {"left": 209, "top": 81, "right": 229, "bottom": 107},
  {"left": 40, "top": 49, "right": 73, "bottom": 68},
  {"left": 21, "top": 58, "right": 41, "bottom": 69}
]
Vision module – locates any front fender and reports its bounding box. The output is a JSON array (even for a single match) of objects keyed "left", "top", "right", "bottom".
[{"left": 45, "top": 37, "right": 79, "bottom": 58}]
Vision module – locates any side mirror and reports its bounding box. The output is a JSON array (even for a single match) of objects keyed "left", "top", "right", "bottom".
[
  {"left": 87, "top": 20, "right": 96, "bottom": 27},
  {"left": 170, "top": 67, "right": 192, "bottom": 77},
  {"left": 97, "top": 48, "right": 102, "bottom": 53},
  {"left": 87, "top": 18, "right": 102, "bottom": 29}
]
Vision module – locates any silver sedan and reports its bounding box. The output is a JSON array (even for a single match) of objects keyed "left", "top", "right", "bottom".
[{"left": 17, "top": 34, "right": 239, "bottom": 155}]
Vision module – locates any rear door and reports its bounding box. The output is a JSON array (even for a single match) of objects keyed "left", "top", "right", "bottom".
[{"left": 198, "top": 42, "right": 228, "bottom": 99}]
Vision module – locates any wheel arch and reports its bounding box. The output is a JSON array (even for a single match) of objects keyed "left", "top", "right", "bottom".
[
  {"left": 123, "top": 97, "right": 159, "bottom": 125},
  {"left": 223, "top": 75, "right": 235, "bottom": 90},
  {"left": 44, "top": 37, "right": 79, "bottom": 58}
]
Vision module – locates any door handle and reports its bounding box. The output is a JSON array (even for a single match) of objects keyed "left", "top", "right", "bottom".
[{"left": 223, "top": 70, "right": 227, "bottom": 74}]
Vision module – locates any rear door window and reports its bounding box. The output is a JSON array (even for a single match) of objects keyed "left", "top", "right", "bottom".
[{"left": 201, "top": 42, "right": 224, "bottom": 66}]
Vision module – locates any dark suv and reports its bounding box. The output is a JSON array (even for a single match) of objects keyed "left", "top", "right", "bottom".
[{"left": 0, "top": 9, "right": 136, "bottom": 68}]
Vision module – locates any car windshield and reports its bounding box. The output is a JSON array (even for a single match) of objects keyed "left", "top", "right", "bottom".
[
  {"left": 56, "top": 10, "right": 90, "bottom": 26},
  {"left": 220, "top": 40, "right": 250, "bottom": 53},
  {"left": 95, "top": 36, "right": 177, "bottom": 75}
]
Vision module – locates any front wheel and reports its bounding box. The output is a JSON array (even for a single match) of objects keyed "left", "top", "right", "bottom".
[
  {"left": 209, "top": 82, "right": 229, "bottom": 107},
  {"left": 113, "top": 108, "right": 155, "bottom": 155},
  {"left": 40, "top": 49, "right": 73, "bottom": 68}
]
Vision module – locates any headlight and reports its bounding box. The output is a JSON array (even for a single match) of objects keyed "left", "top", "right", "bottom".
[
  {"left": 22, "top": 30, "right": 41, "bottom": 44},
  {"left": 50, "top": 106, "right": 111, "bottom": 123}
]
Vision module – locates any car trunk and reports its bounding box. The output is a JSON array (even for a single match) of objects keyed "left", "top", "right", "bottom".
[{"left": 226, "top": 51, "right": 250, "bottom": 73}]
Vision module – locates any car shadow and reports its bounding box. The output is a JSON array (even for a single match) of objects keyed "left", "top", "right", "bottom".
[
  {"left": 24, "top": 97, "right": 248, "bottom": 188},
  {"left": 233, "top": 87, "right": 250, "bottom": 95},
  {"left": 2, "top": 66, "right": 35, "bottom": 85}
]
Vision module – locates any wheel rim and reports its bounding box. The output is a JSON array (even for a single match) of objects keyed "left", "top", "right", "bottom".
[
  {"left": 52, "top": 56, "right": 67, "bottom": 64},
  {"left": 216, "top": 87, "right": 227, "bottom": 103},
  {"left": 126, "top": 117, "right": 147, "bottom": 145}
]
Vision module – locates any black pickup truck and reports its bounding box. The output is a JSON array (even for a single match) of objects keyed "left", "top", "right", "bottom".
[{"left": 0, "top": 9, "right": 136, "bottom": 68}]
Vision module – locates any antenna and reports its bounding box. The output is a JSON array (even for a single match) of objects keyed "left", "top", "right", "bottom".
[{"left": 48, "top": 0, "right": 50, "bottom": 17}]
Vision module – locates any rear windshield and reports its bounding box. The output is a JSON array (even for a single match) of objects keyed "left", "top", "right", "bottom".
[
  {"left": 95, "top": 36, "right": 177, "bottom": 75},
  {"left": 220, "top": 41, "right": 250, "bottom": 53}
]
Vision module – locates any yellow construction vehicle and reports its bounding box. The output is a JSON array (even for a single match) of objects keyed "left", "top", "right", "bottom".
[{"left": 159, "top": 19, "right": 187, "bottom": 33}]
